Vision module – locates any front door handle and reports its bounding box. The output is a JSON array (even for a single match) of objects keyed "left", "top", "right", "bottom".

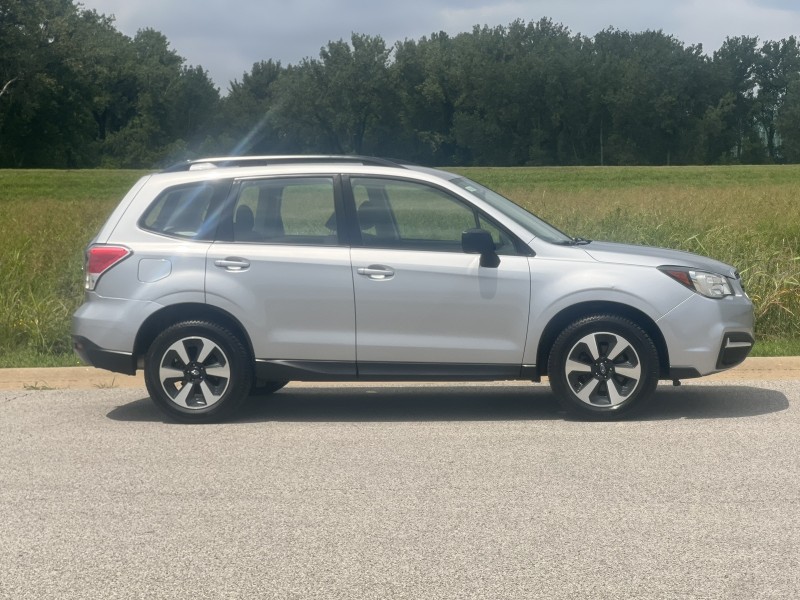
[
  {"left": 357, "top": 265, "right": 395, "bottom": 280},
  {"left": 214, "top": 257, "right": 251, "bottom": 271}
]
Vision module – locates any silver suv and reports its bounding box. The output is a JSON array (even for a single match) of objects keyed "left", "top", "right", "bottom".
[{"left": 72, "top": 156, "right": 754, "bottom": 422}]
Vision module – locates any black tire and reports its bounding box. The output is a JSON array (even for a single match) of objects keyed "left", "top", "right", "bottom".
[
  {"left": 250, "top": 380, "right": 289, "bottom": 397},
  {"left": 547, "top": 314, "right": 659, "bottom": 420},
  {"left": 144, "top": 320, "right": 253, "bottom": 423}
]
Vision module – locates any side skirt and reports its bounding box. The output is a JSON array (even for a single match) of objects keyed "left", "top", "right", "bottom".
[{"left": 255, "top": 360, "right": 539, "bottom": 382}]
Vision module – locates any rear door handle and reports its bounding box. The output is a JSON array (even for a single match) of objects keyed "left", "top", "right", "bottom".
[
  {"left": 357, "top": 265, "right": 395, "bottom": 280},
  {"left": 214, "top": 258, "right": 250, "bottom": 271}
]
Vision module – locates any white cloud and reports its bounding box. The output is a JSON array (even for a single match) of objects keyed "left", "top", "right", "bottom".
[
  {"left": 438, "top": 0, "right": 665, "bottom": 37},
  {"left": 675, "top": 0, "right": 800, "bottom": 51}
]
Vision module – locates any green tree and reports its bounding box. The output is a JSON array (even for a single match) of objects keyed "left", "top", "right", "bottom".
[
  {"left": 272, "top": 34, "right": 396, "bottom": 154},
  {"left": 711, "top": 36, "right": 761, "bottom": 162},
  {"left": 0, "top": 1, "right": 220, "bottom": 168},
  {"left": 0, "top": 0, "right": 107, "bottom": 166},
  {"left": 392, "top": 32, "right": 459, "bottom": 164},
  {"left": 102, "top": 28, "right": 220, "bottom": 167},
  {"left": 589, "top": 29, "right": 714, "bottom": 165},
  {"left": 220, "top": 60, "right": 285, "bottom": 154},
  {"left": 776, "top": 78, "right": 800, "bottom": 161},
  {"left": 434, "top": 19, "right": 589, "bottom": 166},
  {"left": 754, "top": 37, "right": 800, "bottom": 161}
]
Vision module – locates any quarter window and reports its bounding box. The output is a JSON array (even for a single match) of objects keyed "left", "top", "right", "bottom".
[{"left": 140, "top": 182, "right": 230, "bottom": 240}]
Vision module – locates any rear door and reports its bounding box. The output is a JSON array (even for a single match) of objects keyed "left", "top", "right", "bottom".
[{"left": 205, "top": 175, "right": 356, "bottom": 366}]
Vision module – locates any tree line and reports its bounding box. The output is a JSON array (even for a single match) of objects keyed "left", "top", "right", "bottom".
[{"left": 3, "top": 0, "right": 800, "bottom": 168}]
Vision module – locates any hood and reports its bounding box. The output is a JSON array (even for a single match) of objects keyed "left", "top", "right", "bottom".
[{"left": 582, "top": 241, "right": 738, "bottom": 277}]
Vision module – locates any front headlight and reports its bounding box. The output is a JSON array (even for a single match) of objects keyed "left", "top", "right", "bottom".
[{"left": 659, "top": 267, "right": 733, "bottom": 298}]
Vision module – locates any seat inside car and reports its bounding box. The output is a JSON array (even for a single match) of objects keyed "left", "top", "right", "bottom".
[{"left": 233, "top": 205, "right": 258, "bottom": 241}]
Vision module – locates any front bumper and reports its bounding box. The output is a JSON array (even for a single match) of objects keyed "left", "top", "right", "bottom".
[
  {"left": 717, "top": 331, "right": 755, "bottom": 369},
  {"left": 659, "top": 291, "right": 754, "bottom": 378}
]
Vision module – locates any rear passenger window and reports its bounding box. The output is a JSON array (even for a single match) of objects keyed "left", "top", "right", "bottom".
[
  {"left": 231, "top": 177, "right": 338, "bottom": 245},
  {"left": 140, "top": 181, "right": 230, "bottom": 240}
]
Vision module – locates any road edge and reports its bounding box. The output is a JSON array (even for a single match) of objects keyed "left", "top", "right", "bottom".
[{"left": 1, "top": 357, "right": 799, "bottom": 391}]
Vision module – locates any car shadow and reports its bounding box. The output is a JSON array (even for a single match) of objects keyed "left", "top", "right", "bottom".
[
  {"left": 106, "top": 383, "right": 789, "bottom": 424},
  {"left": 636, "top": 384, "right": 789, "bottom": 420}
]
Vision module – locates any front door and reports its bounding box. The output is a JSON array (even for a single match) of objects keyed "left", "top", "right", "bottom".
[{"left": 348, "top": 177, "right": 531, "bottom": 372}]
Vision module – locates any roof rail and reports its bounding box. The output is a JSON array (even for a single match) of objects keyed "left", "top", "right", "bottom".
[{"left": 161, "top": 155, "right": 407, "bottom": 172}]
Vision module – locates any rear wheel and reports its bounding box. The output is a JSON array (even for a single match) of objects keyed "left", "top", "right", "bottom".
[
  {"left": 547, "top": 315, "right": 659, "bottom": 420},
  {"left": 144, "top": 320, "right": 252, "bottom": 423}
]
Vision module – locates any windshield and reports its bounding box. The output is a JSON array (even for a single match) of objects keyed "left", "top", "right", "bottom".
[{"left": 450, "top": 177, "right": 573, "bottom": 244}]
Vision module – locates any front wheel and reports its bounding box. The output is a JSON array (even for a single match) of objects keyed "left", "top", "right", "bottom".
[
  {"left": 547, "top": 315, "right": 659, "bottom": 420},
  {"left": 144, "top": 320, "right": 253, "bottom": 423}
]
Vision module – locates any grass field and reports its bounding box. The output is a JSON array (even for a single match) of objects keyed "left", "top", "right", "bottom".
[
  {"left": 0, "top": 170, "right": 146, "bottom": 367},
  {"left": 0, "top": 166, "right": 798, "bottom": 367}
]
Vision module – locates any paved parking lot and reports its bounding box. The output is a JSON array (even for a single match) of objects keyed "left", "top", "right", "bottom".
[{"left": 1, "top": 374, "right": 798, "bottom": 599}]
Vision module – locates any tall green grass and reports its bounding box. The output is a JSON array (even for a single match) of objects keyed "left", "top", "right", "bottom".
[
  {"left": 0, "top": 170, "right": 145, "bottom": 366},
  {"left": 0, "top": 166, "right": 797, "bottom": 366}
]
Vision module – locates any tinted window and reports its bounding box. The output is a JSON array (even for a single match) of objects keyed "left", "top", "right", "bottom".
[
  {"left": 140, "top": 182, "right": 230, "bottom": 240},
  {"left": 352, "top": 177, "right": 519, "bottom": 254},
  {"left": 231, "top": 177, "right": 338, "bottom": 245}
]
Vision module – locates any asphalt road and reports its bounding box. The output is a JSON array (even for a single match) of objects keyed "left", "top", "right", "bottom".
[{"left": 1, "top": 380, "right": 798, "bottom": 599}]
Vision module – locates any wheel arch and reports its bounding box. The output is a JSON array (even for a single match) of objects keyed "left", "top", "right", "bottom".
[
  {"left": 536, "top": 301, "right": 670, "bottom": 379},
  {"left": 133, "top": 303, "right": 253, "bottom": 369}
]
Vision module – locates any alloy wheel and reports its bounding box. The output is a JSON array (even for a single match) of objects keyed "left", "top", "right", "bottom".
[
  {"left": 158, "top": 336, "right": 231, "bottom": 409},
  {"left": 563, "top": 331, "right": 642, "bottom": 408}
]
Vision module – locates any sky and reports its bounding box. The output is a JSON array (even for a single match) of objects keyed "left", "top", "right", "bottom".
[{"left": 78, "top": 0, "right": 800, "bottom": 92}]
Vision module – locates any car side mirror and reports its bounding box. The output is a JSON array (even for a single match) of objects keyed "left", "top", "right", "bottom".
[{"left": 462, "top": 228, "right": 500, "bottom": 268}]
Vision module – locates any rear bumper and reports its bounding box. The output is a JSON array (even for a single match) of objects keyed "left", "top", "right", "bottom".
[
  {"left": 72, "top": 295, "right": 160, "bottom": 375},
  {"left": 72, "top": 336, "right": 136, "bottom": 375}
]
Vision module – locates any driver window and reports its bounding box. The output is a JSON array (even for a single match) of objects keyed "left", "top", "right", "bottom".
[
  {"left": 351, "top": 177, "right": 518, "bottom": 254},
  {"left": 352, "top": 178, "right": 475, "bottom": 252}
]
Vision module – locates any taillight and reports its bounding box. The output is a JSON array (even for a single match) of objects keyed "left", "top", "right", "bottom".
[{"left": 85, "top": 245, "right": 131, "bottom": 290}]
